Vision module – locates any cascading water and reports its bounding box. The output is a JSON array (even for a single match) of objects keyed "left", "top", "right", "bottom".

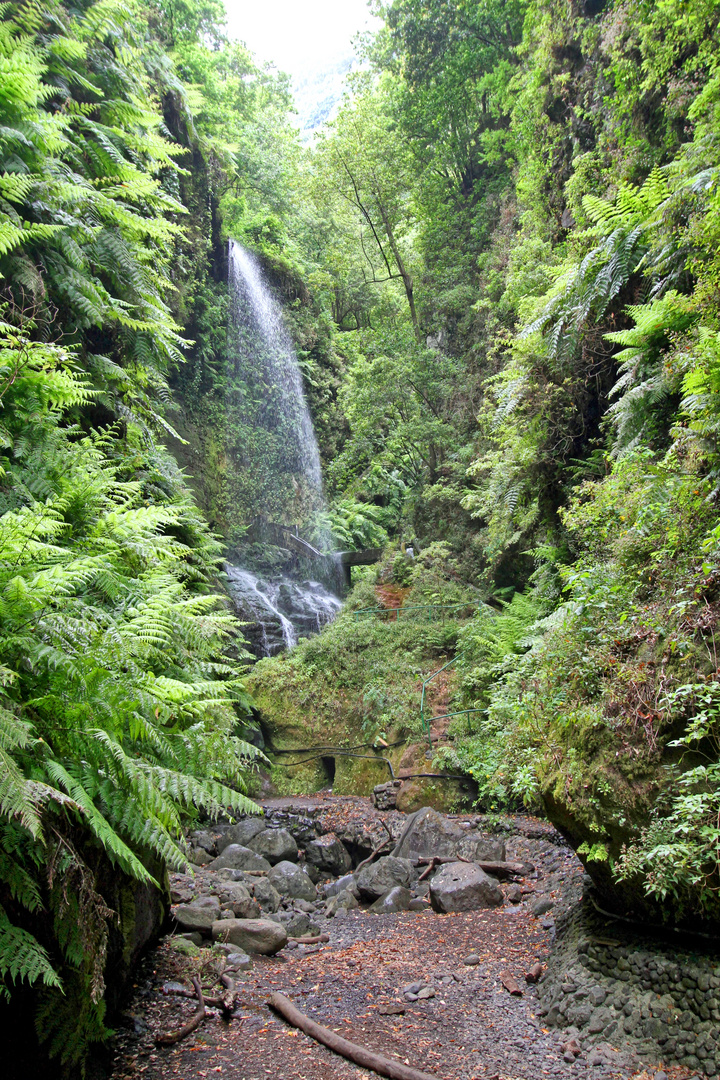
[
  {"left": 225, "top": 241, "right": 342, "bottom": 654},
  {"left": 225, "top": 566, "right": 342, "bottom": 657}
]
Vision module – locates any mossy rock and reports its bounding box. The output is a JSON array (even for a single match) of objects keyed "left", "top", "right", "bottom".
[{"left": 396, "top": 776, "right": 476, "bottom": 814}]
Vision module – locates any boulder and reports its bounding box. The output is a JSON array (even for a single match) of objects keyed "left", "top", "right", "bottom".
[
  {"left": 325, "top": 889, "right": 359, "bottom": 918},
  {"left": 267, "top": 860, "right": 317, "bottom": 901},
  {"left": 392, "top": 806, "right": 505, "bottom": 863},
  {"left": 190, "top": 829, "right": 218, "bottom": 855},
  {"left": 370, "top": 886, "right": 413, "bottom": 914},
  {"left": 211, "top": 918, "right": 287, "bottom": 955},
  {"left": 207, "top": 844, "right": 272, "bottom": 873},
  {"left": 170, "top": 936, "right": 201, "bottom": 957},
  {"left": 248, "top": 827, "right": 298, "bottom": 865},
  {"left": 217, "top": 818, "right": 266, "bottom": 853},
  {"left": 304, "top": 833, "right": 352, "bottom": 876},
  {"left": 429, "top": 862, "right": 503, "bottom": 913},
  {"left": 322, "top": 873, "right": 357, "bottom": 899},
  {"left": 173, "top": 895, "right": 221, "bottom": 933},
  {"left": 221, "top": 885, "right": 261, "bottom": 919},
  {"left": 355, "top": 856, "right": 417, "bottom": 901},
  {"left": 269, "top": 911, "right": 320, "bottom": 937},
  {"left": 188, "top": 846, "right": 212, "bottom": 866},
  {"left": 252, "top": 877, "right": 282, "bottom": 913},
  {"left": 456, "top": 834, "right": 506, "bottom": 863}
]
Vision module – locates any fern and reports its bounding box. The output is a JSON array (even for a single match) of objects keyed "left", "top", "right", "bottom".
[{"left": 0, "top": 907, "right": 62, "bottom": 999}]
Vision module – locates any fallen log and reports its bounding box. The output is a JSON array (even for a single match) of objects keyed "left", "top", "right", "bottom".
[
  {"left": 499, "top": 970, "right": 523, "bottom": 996},
  {"left": 268, "top": 992, "right": 439, "bottom": 1080},
  {"left": 156, "top": 977, "right": 206, "bottom": 1045},
  {"left": 414, "top": 856, "right": 527, "bottom": 879},
  {"left": 525, "top": 962, "right": 544, "bottom": 984}
]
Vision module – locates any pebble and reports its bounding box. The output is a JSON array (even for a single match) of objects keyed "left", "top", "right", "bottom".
[{"left": 463, "top": 954, "right": 481, "bottom": 965}]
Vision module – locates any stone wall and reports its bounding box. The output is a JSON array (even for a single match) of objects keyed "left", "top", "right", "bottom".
[{"left": 539, "top": 908, "right": 720, "bottom": 1076}]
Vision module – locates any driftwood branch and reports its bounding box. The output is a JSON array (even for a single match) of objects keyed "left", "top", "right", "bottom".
[
  {"left": 156, "top": 977, "right": 206, "bottom": 1045},
  {"left": 415, "top": 856, "right": 527, "bottom": 879},
  {"left": 268, "top": 992, "right": 439, "bottom": 1080},
  {"left": 355, "top": 820, "right": 393, "bottom": 873}
]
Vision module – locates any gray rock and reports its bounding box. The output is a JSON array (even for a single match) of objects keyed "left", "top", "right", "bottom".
[
  {"left": 322, "top": 874, "right": 357, "bottom": 898},
  {"left": 225, "top": 950, "right": 253, "bottom": 971},
  {"left": 267, "top": 860, "right": 317, "bottom": 901},
  {"left": 463, "top": 954, "right": 481, "bottom": 966},
  {"left": 429, "top": 862, "right": 503, "bottom": 913},
  {"left": 269, "top": 911, "right": 319, "bottom": 937},
  {"left": 190, "top": 829, "right": 218, "bottom": 855},
  {"left": 207, "top": 844, "right": 272, "bottom": 873},
  {"left": 325, "top": 889, "right": 359, "bottom": 918},
  {"left": 173, "top": 895, "right": 221, "bottom": 932},
  {"left": 179, "top": 931, "right": 202, "bottom": 946},
  {"left": 304, "top": 834, "right": 352, "bottom": 876},
  {"left": 248, "top": 827, "right": 298, "bottom": 865},
  {"left": 370, "top": 886, "right": 413, "bottom": 914},
  {"left": 392, "top": 805, "right": 505, "bottom": 863},
  {"left": 408, "top": 897, "right": 431, "bottom": 911},
  {"left": 217, "top": 818, "right": 266, "bottom": 853},
  {"left": 189, "top": 846, "right": 212, "bottom": 866},
  {"left": 588, "top": 1007, "right": 612, "bottom": 1034},
  {"left": 211, "top": 917, "right": 287, "bottom": 955},
  {"left": 456, "top": 834, "right": 507, "bottom": 863},
  {"left": 356, "top": 856, "right": 417, "bottom": 901},
  {"left": 532, "top": 897, "right": 555, "bottom": 917},
  {"left": 215, "top": 868, "right": 252, "bottom": 884},
  {"left": 417, "top": 986, "right": 435, "bottom": 1000},
  {"left": 252, "top": 877, "right": 281, "bottom": 913},
  {"left": 373, "top": 780, "right": 401, "bottom": 811}
]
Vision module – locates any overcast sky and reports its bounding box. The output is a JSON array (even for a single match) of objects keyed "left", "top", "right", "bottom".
[{"left": 224, "top": 0, "right": 381, "bottom": 77}]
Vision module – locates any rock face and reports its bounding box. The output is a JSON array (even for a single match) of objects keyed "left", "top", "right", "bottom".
[
  {"left": 217, "top": 818, "right": 266, "bottom": 853},
  {"left": 304, "top": 833, "right": 352, "bottom": 876},
  {"left": 248, "top": 827, "right": 298, "bottom": 865},
  {"left": 267, "top": 860, "right": 317, "bottom": 901},
  {"left": 173, "top": 896, "right": 221, "bottom": 932},
  {"left": 392, "top": 806, "right": 505, "bottom": 862},
  {"left": 429, "top": 862, "right": 504, "bottom": 912},
  {"left": 212, "top": 918, "right": 287, "bottom": 955},
  {"left": 355, "top": 856, "right": 417, "bottom": 901},
  {"left": 207, "top": 844, "right": 272, "bottom": 873}
]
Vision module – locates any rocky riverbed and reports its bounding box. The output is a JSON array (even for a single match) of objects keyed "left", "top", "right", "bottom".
[{"left": 108, "top": 796, "right": 718, "bottom": 1080}]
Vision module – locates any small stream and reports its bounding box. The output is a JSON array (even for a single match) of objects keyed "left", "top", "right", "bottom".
[{"left": 225, "top": 564, "right": 342, "bottom": 657}]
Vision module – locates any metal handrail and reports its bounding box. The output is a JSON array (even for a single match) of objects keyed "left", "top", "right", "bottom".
[
  {"left": 420, "top": 655, "right": 458, "bottom": 748},
  {"left": 353, "top": 601, "right": 478, "bottom": 622}
]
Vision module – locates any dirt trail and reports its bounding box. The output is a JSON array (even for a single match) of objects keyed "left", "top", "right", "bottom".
[{"left": 108, "top": 801, "right": 694, "bottom": 1080}]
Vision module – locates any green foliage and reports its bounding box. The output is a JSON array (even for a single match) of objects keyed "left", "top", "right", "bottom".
[{"left": 0, "top": 325, "right": 260, "bottom": 1062}]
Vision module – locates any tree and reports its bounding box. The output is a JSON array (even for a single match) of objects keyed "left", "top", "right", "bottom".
[{"left": 313, "top": 79, "right": 422, "bottom": 340}]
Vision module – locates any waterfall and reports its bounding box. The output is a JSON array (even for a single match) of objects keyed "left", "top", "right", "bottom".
[
  {"left": 228, "top": 240, "right": 328, "bottom": 539},
  {"left": 225, "top": 241, "right": 341, "bottom": 653},
  {"left": 225, "top": 566, "right": 342, "bottom": 658}
]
